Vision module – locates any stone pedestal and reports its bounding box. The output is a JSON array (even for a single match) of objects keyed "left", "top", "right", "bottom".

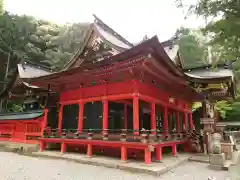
[
  {"left": 211, "top": 133, "right": 222, "bottom": 154},
  {"left": 221, "top": 143, "right": 234, "bottom": 160},
  {"left": 200, "top": 118, "right": 215, "bottom": 153},
  {"left": 209, "top": 153, "right": 226, "bottom": 166}
]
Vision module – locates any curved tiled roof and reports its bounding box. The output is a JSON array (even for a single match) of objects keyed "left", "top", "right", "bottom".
[
  {"left": 0, "top": 109, "right": 44, "bottom": 120},
  {"left": 0, "top": 61, "right": 52, "bottom": 99}
]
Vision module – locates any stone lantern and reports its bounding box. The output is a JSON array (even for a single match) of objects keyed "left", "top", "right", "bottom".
[{"left": 200, "top": 118, "right": 215, "bottom": 133}]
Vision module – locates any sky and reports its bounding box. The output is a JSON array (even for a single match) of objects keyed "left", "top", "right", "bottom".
[{"left": 4, "top": 0, "right": 205, "bottom": 43}]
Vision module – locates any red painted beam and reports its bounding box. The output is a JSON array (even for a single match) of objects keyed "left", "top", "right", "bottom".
[
  {"left": 138, "top": 94, "right": 191, "bottom": 113},
  {"left": 60, "top": 93, "right": 133, "bottom": 105}
]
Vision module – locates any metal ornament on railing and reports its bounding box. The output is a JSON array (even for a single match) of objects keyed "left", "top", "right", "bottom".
[
  {"left": 50, "top": 129, "right": 57, "bottom": 138},
  {"left": 141, "top": 129, "right": 148, "bottom": 144},
  {"left": 102, "top": 130, "right": 108, "bottom": 140},
  {"left": 172, "top": 129, "right": 177, "bottom": 140},
  {"left": 74, "top": 131, "right": 80, "bottom": 139},
  {"left": 178, "top": 133, "right": 183, "bottom": 140},
  {"left": 120, "top": 129, "right": 127, "bottom": 141},
  {"left": 148, "top": 133, "right": 157, "bottom": 143},
  {"left": 157, "top": 133, "right": 163, "bottom": 143},
  {"left": 164, "top": 134, "right": 169, "bottom": 141},
  {"left": 172, "top": 133, "right": 178, "bottom": 141},
  {"left": 66, "top": 129, "right": 74, "bottom": 139},
  {"left": 147, "top": 145, "right": 154, "bottom": 152},
  {"left": 87, "top": 129, "right": 93, "bottom": 140},
  {"left": 61, "top": 130, "right": 67, "bottom": 138}
]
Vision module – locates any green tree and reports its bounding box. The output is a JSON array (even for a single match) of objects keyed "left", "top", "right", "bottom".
[
  {"left": 49, "top": 23, "right": 89, "bottom": 69},
  {"left": 0, "top": 0, "right": 3, "bottom": 15},
  {"left": 0, "top": 12, "right": 88, "bottom": 95},
  {"left": 215, "top": 100, "right": 232, "bottom": 119},
  {"left": 174, "top": 27, "right": 207, "bottom": 69},
  {"left": 178, "top": 0, "right": 240, "bottom": 121},
  {"left": 177, "top": 0, "right": 240, "bottom": 78}
]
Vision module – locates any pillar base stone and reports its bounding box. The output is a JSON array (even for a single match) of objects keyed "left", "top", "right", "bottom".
[
  {"left": 209, "top": 153, "right": 226, "bottom": 166},
  {"left": 120, "top": 160, "right": 128, "bottom": 163}
]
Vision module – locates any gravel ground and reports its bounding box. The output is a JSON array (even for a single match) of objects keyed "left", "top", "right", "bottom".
[{"left": 0, "top": 152, "right": 233, "bottom": 180}]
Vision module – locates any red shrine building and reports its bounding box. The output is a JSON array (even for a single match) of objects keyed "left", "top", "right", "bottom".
[
  {"left": 24, "top": 35, "right": 200, "bottom": 164},
  {"left": 1, "top": 15, "right": 235, "bottom": 164}
]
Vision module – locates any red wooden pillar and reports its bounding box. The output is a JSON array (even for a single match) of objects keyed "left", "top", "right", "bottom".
[
  {"left": 121, "top": 146, "right": 127, "bottom": 162},
  {"left": 58, "top": 104, "right": 63, "bottom": 132},
  {"left": 42, "top": 109, "right": 48, "bottom": 134},
  {"left": 124, "top": 104, "right": 128, "bottom": 129},
  {"left": 78, "top": 101, "right": 84, "bottom": 132},
  {"left": 133, "top": 96, "right": 139, "bottom": 135},
  {"left": 61, "top": 142, "right": 66, "bottom": 153},
  {"left": 176, "top": 111, "right": 180, "bottom": 133},
  {"left": 172, "top": 144, "right": 177, "bottom": 156},
  {"left": 87, "top": 144, "right": 92, "bottom": 157},
  {"left": 39, "top": 141, "right": 45, "bottom": 152},
  {"left": 189, "top": 112, "right": 193, "bottom": 129},
  {"left": 151, "top": 102, "right": 156, "bottom": 134},
  {"left": 155, "top": 147, "right": 162, "bottom": 161},
  {"left": 163, "top": 107, "right": 168, "bottom": 135},
  {"left": 102, "top": 99, "right": 108, "bottom": 131},
  {"left": 144, "top": 148, "right": 152, "bottom": 164}
]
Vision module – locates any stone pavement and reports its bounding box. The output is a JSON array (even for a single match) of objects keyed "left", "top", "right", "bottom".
[
  {"left": 0, "top": 151, "right": 231, "bottom": 180},
  {"left": 30, "top": 151, "right": 190, "bottom": 176},
  {"left": 189, "top": 154, "right": 209, "bottom": 163},
  {"left": 0, "top": 141, "right": 39, "bottom": 153}
]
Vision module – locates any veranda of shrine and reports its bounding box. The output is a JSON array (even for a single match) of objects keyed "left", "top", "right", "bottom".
[{"left": 24, "top": 37, "right": 200, "bottom": 164}]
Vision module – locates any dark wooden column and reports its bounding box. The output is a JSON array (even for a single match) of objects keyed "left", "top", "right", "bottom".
[
  {"left": 189, "top": 112, "right": 193, "bottom": 129},
  {"left": 163, "top": 107, "right": 168, "bottom": 135},
  {"left": 184, "top": 112, "right": 188, "bottom": 131},
  {"left": 150, "top": 102, "right": 156, "bottom": 134},
  {"left": 58, "top": 104, "right": 63, "bottom": 132},
  {"left": 124, "top": 104, "right": 128, "bottom": 129},
  {"left": 176, "top": 111, "right": 180, "bottom": 133}
]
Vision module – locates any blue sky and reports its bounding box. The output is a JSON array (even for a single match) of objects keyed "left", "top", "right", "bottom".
[{"left": 4, "top": 0, "right": 205, "bottom": 43}]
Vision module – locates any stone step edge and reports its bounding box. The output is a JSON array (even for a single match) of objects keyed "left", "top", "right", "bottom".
[{"left": 20, "top": 152, "right": 188, "bottom": 177}]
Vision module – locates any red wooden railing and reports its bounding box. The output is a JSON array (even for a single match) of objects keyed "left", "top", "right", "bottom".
[
  {"left": 25, "top": 122, "right": 42, "bottom": 138},
  {"left": 0, "top": 109, "right": 48, "bottom": 144},
  {"left": 0, "top": 123, "right": 14, "bottom": 137}
]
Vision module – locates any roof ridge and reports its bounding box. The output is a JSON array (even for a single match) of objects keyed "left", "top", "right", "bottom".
[
  {"left": 161, "top": 37, "right": 178, "bottom": 47},
  {"left": 183, "top": 61, "right": 234, "bottom": 71},
  {"left": 62, "top": 24, "right": 94, "bottom": 70},
  {"left": 23, "top": 60, "right": 54, "bottom": 72},
  {"left": 93, "top": 14, "right": 133, "bottom": 47}
]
